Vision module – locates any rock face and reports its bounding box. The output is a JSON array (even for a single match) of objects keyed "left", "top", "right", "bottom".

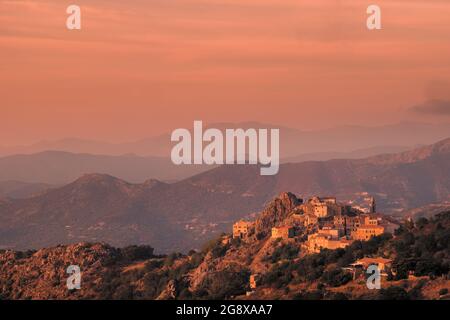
[
  {"left": 0, "top": 243, "right": 119, "bottom": 299},
  {"left": 188, "top": 192, "right": 302, "bottom": 292},
  {"left": 254, "top": 192, "right": 302, "bottom": 237},
  {"left": 156, "top": 279, "right": 178, "bottom": 300}
]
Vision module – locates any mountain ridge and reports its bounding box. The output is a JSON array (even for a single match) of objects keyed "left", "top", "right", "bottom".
[
  {"left": 0, "top": 137, "right": 449, "bottom": 252},
  {"left": 2, "top": 122, "right": 450, "bottom": 158},
  {"left": 0, "top": 151, "right": 211, "bottom": 184}
]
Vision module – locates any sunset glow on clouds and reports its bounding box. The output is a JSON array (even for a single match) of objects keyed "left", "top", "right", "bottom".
[{"left": 1, "top": 0, "right": 450, "bottom": 144}]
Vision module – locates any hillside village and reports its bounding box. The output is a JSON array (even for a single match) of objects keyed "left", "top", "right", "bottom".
[
  {"left": 229, "top": 194, "right": 402, "bottom": 293},
  {"left": 233, "top": 195, "right": 398, "bottom": 253}
]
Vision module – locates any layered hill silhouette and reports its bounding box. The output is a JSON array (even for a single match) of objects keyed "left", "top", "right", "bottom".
[
  {"left": 0, "top": 147, "right": 416, "bottom": 186},
  {"left": 0, "top": 138, "right": 449, "bottom": 252},
  {"left": 1, "top": 122, "right": 449, "bottom": 158},
  {"left": 2, "top": 122, "right": 450, "bottom": 186},
  {"left": 0, "top": 151, "right": 211, "bottom": 184}
]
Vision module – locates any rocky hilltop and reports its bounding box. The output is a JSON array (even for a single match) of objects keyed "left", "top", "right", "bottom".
[{"left": 1, "top": 193, "right": 449, "bottom": 300}]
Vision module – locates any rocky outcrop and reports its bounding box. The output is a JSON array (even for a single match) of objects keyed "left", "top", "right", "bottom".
[
  {"left": 0, "top": 242, "right": 119, "bottom": 299},
  {"left": 254, "top": 192, "right": 302, "bottom": 237},
  {"left": 156, "top": 279, "right": 178, "bottom": 300}
]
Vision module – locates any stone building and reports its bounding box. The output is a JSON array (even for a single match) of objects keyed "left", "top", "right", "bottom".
[
  {"left": 305, "top": 196, "right": 344, "bottom": 218},
  {"left": 352, "top": 225, "right": 385, "bottom": 241},
  {"left": 233, "top": 220, "right": 254, "bottom": 239},
  {"left": 271, "top": 226, "right": 295, "bottom": 240},
  {"left": 346, "top": 257, "right": 392, "bottom": 279},
  {"left": 352, "top": 257, "right": 392, "bottom": 273},
  {"left": 306, "top": 232, "right": 353, "bottom": 253}
]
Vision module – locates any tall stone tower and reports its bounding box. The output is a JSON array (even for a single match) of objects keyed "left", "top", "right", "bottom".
[{"left": 369, "top": 196, "right": 376, "bottom": 213}]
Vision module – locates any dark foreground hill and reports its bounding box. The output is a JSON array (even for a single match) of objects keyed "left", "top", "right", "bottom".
[
  {"left": 0, "top": 138, "right": 449, "bottom": 252},
  {"left": 1, "top": 193, "right": 448, "bottom": 300}
]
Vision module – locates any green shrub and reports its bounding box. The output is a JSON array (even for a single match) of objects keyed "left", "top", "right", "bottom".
[
  {"left": 377, "top": 286, "right": 409, "bottom": 300},
  {"left": 321, "top": 268, "right": 352, "bottom": 287},
  {"left": 439, "top": 288, "right": 448, "bottom": 296},
  {"left": 144, "top": 259, "right": 163, "bottom": 271},
  {"left": 120, "top": 245, "right": 155, "bottom": 261},
  {"left": 195, "top": 269, "right": 250, "bottom": 299},
  {"left": 164, "top": 252, "right": 182, "bottom": 267}
]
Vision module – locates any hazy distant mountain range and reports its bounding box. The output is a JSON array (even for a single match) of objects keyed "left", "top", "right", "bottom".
[
  {"left": 0, "top": 151, "right": 212, "bottom": 185},
  {"left": 393, "top": 202, "right": 450, "bottom": 220},
  {"left": 1, "top": 122, "right": 449, "bottom": 158},
  {"left": 0, "top": 147, "right": 414, "bottom": 187},
  {"left": 282, "top": 145, "right": 415, "bottom": 163},
  {"left": 1, "top": 122, "right": 449, "bottom": 186},
  {"left": 0, "top": 137, "right": 448, "bottom": 252}
]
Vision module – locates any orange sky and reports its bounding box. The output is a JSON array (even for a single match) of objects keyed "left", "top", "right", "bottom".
[{"left": 1, "top": 0, "right": 450, "bottom": 145}]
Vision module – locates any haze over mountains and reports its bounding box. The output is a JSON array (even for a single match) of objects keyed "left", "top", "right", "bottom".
[
  {"left": 1, "top": 122, "right": 449, "bottom": 158},
  {"left": 0, "top": 151, "right": 211, "bottom": 185},
  {"left": 0, "top": 147, "right": 416, "bottom": 188},
  {"left": 0, "top": 138, "right": 448, "bottom": 253},
  {"left": 0, "top": 122, "right": 449, "bottom": 187}
]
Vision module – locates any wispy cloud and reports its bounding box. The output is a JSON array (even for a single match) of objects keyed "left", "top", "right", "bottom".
[{"left": 410, "top": 99, "right": 450, "bottom": 115}]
